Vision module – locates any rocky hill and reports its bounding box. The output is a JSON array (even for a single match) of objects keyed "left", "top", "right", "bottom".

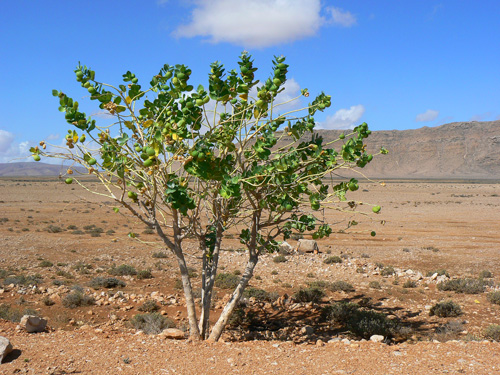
[
  {"left": 1, "top": 121, "right": 499, "bottom": 179},
  {"left": 280, "top": 120, "right": 500, "bottom": 180}
]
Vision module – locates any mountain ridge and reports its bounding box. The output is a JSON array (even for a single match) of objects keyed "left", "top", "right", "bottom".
[{"left": 1, "top": 120, "right": 499, "bottom": 179}]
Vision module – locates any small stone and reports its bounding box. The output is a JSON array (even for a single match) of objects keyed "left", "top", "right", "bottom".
[
  {"left": 370, "top": 335, "right": 384, "bottom": 343},
  {"left": 20, "top": 315, "right": 48, "bottom": 333},
  {"left": 0, "top": 336, "right": 13, "bottom": 363},
  {"left": 316, "top": 339, "right": 325, "bottom": 347},
  {"left": 160, "top": 328, "right": 185, "bottom": 340},
  {"left": 300, "top": 326, "right": 314, "bottom": 336},
  {"left": 341, "top": 338, "right": 351, "bottom": 345}
]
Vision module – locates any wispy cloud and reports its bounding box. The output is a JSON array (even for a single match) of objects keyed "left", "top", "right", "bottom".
[
  {"left": 320, "top": 105, "right": 365, "bottom": 130},
  {"left": 0, "top": 129, "right": 31, "bottom": 163},
  {"left": 415, "top": 109, "right": 439, "bottom": 122},
  {"left": 326, "top": 6, "right": 357, "bottom": 27},
  {"left": 469, "top": 112, "right": 493, "bottom": 122},
  {"left": 173, "top": 0, "right": 356, "bottom": 48}
]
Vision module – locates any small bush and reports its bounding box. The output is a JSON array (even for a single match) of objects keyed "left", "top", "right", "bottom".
[
  {"left": 187, "top": 267, "right": 198, "bottom": 278},
  {"left": 403, "top": 280, "right": 417, "bottom": 288},
  {"left": 4, "top": 274, "right": 43, "bottom": 286},
  {"left": 380, "top": 266, "right": 395, "bottom": 276},
  {"left": 42, "top": 296, "right": 55, "bottom": 306},
  {"left": 89, "top": 277, "right": 126, "bottom": 289},
  {"left": 137, "top": 269, "right": 153, "bottom": 280},
  {"left": 369, "top": 281, "right": 382, "bottom": 289},
  {"left": 152, "top": 251, "right": 168, "bottom": 259},
  {"left": 484, "top": 324, "right": 500, "bottom": 341},
  {"left": 130, "top": 313, "right": 175, "bottom": 334},
  {"left": 138, "top": 300, "right": 160, "bottom": 312},
  {"left": 273, "top": 255, "right": 287, "bottom": 263},
  {"left": 243, "top": 287, "right": 278, "bottom": 302},
  {"left": 174, "top": 279, "right": 183, "bottom": 290},
  {"left": 62, "top": 292, "right": 95, "bottom": 308},
  {"left": 487, "top": 291, "right": 500, "bottom": 305},
  {"left": 430, "top": 300, "right": 462, "bottom": 317},
  {"left": 328, "top": 280, "right": 355, "bottom": 293},
  {"left": 435, "top": 320, "right": 464, "bottom": 339},
  {"left": 324, "top": 256, "right": 342, "bottom": 265},
  {"left": 437, "top": 278, "right": 487, "bottom": 294},
  {"left": 233, "top": 269, "right": 242, "bottom": 276},
  {"left": 293, "top": 287, "right": 325, "bottom": 303},
  {"left": 479, "top": 270, "right": 493, "bottom": 279},
  {"left": 307, "top": 280, "right": 329, "bottom": 289},
  {"left": 347, "top": 310, "right": 396, "bottom": 339},
  {"left": 46, "top": 225, "right": 63, "bottom": 233},
  {"left": 73, "top": 262, "right": 93, "bottom": 274},
  {"left": 39, "top": 260, "right": 53, "bottom": 268},
  {"left": 109, "top": 264, "right": 137, "bottom": 276},
  {"left": 215, "top": 273, "right": 239, "bottom": 289},
  {"left": 322, "top": 302, "right": 360, "bottom": 323},
  {"left": 56, "top": 270, "right": 74, "bottom": 279},
  {"left": 271, "top": 270, "right": 278, "bottom": 275},
  {"left": 0, "top": 304, "right": 39, "bottom": 322}
]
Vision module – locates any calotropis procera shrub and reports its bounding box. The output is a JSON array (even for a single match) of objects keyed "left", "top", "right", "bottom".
[{"left": 36, "top": 52, "right": 386, "bottom": 341}]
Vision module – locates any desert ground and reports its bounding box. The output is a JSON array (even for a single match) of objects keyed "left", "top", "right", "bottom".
[{"left": 0, "top": 177, "right": 499, "bottom": 374}]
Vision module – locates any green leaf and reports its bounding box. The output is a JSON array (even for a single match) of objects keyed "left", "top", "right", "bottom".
[
  {"left": 52, "top": 89, "right": 59, "bottom": 97},
  {"left": 113, "top": 207, "right": 119, "bottom": 213}
]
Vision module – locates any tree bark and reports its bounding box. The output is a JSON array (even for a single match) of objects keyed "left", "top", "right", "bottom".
[
  {"left": 207, "top": 251, "right": 258, "bottom": 341},
  {"left": 174, "top": 247, "right": 201, "bottom": 340},
  {"left": 198, "top": 224, "right": 223, "bottom": 338}
]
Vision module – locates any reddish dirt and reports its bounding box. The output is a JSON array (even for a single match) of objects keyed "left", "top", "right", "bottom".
[{"left": 0, "top": 178, "right": 499, "bottom": 374}]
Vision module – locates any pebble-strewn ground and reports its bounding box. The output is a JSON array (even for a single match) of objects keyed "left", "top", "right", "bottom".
[{"left": 0, "top": 178, "right": 499, "bottom": 373}]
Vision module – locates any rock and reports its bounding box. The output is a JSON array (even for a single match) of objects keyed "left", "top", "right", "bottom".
[
  {"left": 316, "top": 339, "right": 325, "bottom": 347},
  {"left": 160, "top": 328, "right": 185, "bottom": 339},
  {"left": 295, "top": 239, "right": 319, "bottom": 254},
  {"left": 278, "top": 241, "right": 294, "bottom": 255},
  {"left": 300, "top": 326, "right": 314, "bottom": 336},
  {"left": 430, "top": 272, "right": 438, "bottom": 280},
  {"left": 0, "top": 336, "right": 13, "bottom": 363},
  {"left": 19, "top": 315, "right": 47, "bottom": 333},
  {"left": 370, "top": 334, "right": 384, "bottom": 343}
]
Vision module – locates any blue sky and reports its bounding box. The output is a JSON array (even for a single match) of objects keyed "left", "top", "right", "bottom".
[{"left": 1, "top": 0, "right": 499, "bottom": 163}]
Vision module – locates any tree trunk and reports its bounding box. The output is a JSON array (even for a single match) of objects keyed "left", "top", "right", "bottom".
[
  {"left": 173, "top": 247, "right": 200, "bottom": 340},
  {"left": 208, "top": 251, "right": 258, "bottom": 342},
  {"left": 198, "top": 225, "right": 223, "bottom": 338}
]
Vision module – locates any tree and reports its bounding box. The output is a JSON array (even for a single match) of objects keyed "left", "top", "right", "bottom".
[{"left": 33, "top": 52, "right": 386, "bottom": 341}]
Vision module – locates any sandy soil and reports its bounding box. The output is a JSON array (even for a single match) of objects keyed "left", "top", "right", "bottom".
[{"left": 0, "top": 178, "right": 499, "bottom": 374}]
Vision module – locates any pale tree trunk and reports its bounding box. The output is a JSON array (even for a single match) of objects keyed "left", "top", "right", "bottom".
[
  {"left": 174, "top": 247, "right": 200, "bottom": 340},
  {"left": 208, "top": 211, "right": 260, "bottom": 342},
  {"left": 207, "top": 250, "right": 258, "bottom": 341},
  {"left": 198, "top": 234, "right": 222, "bottom": 338},
  {"left": 157, "top": 211, "right": 200, "bottom": 340}
]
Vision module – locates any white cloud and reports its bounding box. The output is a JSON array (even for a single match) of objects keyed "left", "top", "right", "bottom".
[
  {"left": 46, "top": 133, "right": 60, "bottom": 141},
  {"left": 469, "top": 112, "right": 493, "bottom": 122},
  {"left": 320, "top": 105, "right": 365, "bottom": 130},
  {"left": 326, "top": 6, "right": 357, "bottom": 27},
  {"left": 415, "top": 109, "right": 439, "bottom": 122},
  {"left": 0, "top": 130, "right": 31, "bottom": 163},
  {"left": 173, "top": 0, "right": 323, "bottom": 48},
  {"left": 0, "top": 130, "right": 15, "bottom": 155}
]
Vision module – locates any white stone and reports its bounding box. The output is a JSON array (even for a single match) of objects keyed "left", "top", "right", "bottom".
[
  {"left": 0, "top": 336, "right": 13, "bottom": 363},
  {"left": 19, "top": 315, "right": 47, "bottom": 333},
  {"left": 159, "top": 328, "right": 186, "bottom": 339},
  {"left": 370, "top": 334, "right": 384, "bottom": 343}
]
